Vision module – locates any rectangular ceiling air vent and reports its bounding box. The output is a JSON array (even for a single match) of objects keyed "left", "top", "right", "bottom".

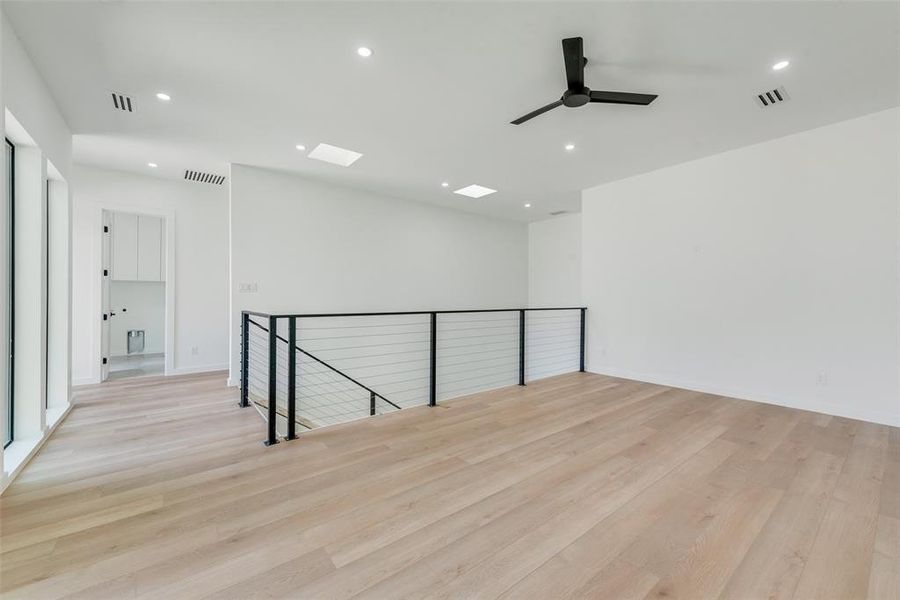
[
  {"left": 756, "top": 86, "right": 789, "bottom": 108},
  {"left": 549, "top": 210, "right": 568, "bottom": 216},
  {"left": 184, "top": 170, "right": 226, "bottom": 185},
  {"left": 111, "top": 92, "right": 134, "bottom": 112}
]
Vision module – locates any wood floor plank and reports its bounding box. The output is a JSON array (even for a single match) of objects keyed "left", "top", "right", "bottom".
[
  {"left": 1, "top": 370, "right": 897, "bottom": 599},
  {"left": 719, "top": 449, "right": 844, "bottom": 600},
  {"left": 642, "top": 484, "right": 783, "bottom": 599},
  {"left": 867, "top": 515, "right": 900, "bottom": 600},
  {"left": 496, "top": 438, "right": 741, "bottom": 600},
  {"left": 792, "top": 422, "right": 889, "bottom": 600},
  {"left": 425, "top": 417, "right": 740, "bottom": 599}
]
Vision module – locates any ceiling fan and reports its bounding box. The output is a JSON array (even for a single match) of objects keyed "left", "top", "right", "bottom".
[{"left": 511, "top": 37, "right": 658, "bottom": 125}]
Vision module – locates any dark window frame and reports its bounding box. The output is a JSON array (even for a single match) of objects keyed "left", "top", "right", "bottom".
[
  {"left": 45, "top": 178, "right": 49, "bottom": 409},
  {"left": 5, "top": 138, "right": 15, "bottom": 449}
]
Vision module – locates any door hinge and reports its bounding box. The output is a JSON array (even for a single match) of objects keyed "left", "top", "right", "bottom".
[
  {"left": 102, "top": 357, "right": 108, "bottom": 365},
  {"left": 103, "top": 269, "right": 109, "bottom": 277},
  {"left": 103, "top": 225, "right": 109, "bottom": 233},
  {"left": 102, "top": 313, "right": 108, "bottom": 321}
]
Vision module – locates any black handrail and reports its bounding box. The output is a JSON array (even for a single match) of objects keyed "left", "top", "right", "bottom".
[
  {"left": 243, "top": 307, "right": 585, "bottom": 319},
  {"left": 246, "top": 318, "right": 402, "bottom": 410}
]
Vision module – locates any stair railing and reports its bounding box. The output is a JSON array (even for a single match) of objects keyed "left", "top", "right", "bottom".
[{"left": 240, "top": 307, "right": 586, "bottom": 445}]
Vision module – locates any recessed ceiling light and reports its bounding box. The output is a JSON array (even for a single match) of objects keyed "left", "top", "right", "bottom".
[
  {"left": 565, "top": 143, "right": 575, "bottom": 151},
  {"left": 357, "top": 47, "right": 373, "bottom": 58},
  {"left": 155, "top": 92, "right": 171, "bottom": 101},
  {"left": 308, "top": 143, "right": 363, "bottom": 167},
  {"left": 441, "top": 182, "right": 449, "bottom": 188},
  {"left": 147, "top": 162, "right": 158, "bottom": 168},
  {"left": 524, "top": 203, "right": 531, "bottom": 208},
  {"left": 772, "top": 60, "right": 790, "bottom": 71},
  {"left": 454, "top": 184, "right": 497, "bottom": 199},
  {"left": 295, "top": 144, "right": 306, "bottom": 151}
]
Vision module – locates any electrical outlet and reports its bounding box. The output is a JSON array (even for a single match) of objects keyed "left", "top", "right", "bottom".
[
  {"left": 191, "top": 346, "right": 200, "bottom": 356},
  {"left": 238, "top": 283, "right": 258, "bottom": 293}
]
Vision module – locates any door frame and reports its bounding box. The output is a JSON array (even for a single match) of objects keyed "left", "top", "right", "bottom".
[
  {"left": 91, "top": 203, "right": 175, "bottom": 382},
  {"left": 100, "top": 210, "right": 111, "bottom": 382}
]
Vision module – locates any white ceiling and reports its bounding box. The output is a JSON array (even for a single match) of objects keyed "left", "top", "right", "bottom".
[{"left": 5, "top": 1, "right": 899, "bottom": 222}]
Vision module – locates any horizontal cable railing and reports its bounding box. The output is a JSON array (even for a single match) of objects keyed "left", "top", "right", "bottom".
[
  {"left": 240, "top": 307, "right": 586, "bottom": 445},
  {"left": 244, "top": 317, "right": 402, "bottom": 442}
]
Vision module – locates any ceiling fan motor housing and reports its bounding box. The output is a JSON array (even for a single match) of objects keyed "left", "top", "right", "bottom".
[{"left": 562, "top": 88, "right": 591, "bottom": 107}]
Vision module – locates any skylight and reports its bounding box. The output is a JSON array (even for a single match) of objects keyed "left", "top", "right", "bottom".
[
  {"left": 308, "top": 143, "right": 363, "bottom": 167},
  {"left": 454, "top": 184, "right": 497, "bottom": 199}
]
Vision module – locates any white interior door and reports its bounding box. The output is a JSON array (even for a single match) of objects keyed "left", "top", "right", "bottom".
[{"left": 101, "top": 211, "right": 111, "bottom": 381}]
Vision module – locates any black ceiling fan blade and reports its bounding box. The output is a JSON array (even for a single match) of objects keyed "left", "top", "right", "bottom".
[
  {"left": 510, "top": 99, "right": 563, "bottom": 125},
  {"left": 561, "top": 37, "right": 584, "bottom": 90},
  {"left": 589, "top": 90, "right": 658, "bottom": 105}
]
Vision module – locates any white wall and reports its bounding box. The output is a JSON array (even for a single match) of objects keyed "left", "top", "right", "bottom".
[
  {"left": 12, "top": 145, "right": 46, "bottom": 441},
  {"left": 47, "top": 177, "right": 70, "bottom": 413},
  {"left": 72, "top": 165, "right": 229, "bottom": 383},
  {"left": 1, "top": 10, "right": 74, "bottom": 492},
  {"left": 581, "top": 107, "right": 900, "bottom": 427},
  {"left": 1, "top": 16, "right": 71, "bottom": 179},
  {"left": 228, "top": 164, "right": 529, "bottom": 384},
  {"left": 109, "top": 281, "right": 165, "bottom": 356},
  {"left": 528, "top": 212, "right": 582, "bottom": 307},
  {"left": 524, "top": 213, "right": 584, "bottom": 383}
]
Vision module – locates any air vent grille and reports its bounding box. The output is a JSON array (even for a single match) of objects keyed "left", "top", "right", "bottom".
[
  {"left": 184, "top": 170, "right": 226, "bottom": 185},
  {"left": 549, "top": 210, "right": 568, "bottom": 216},
  {"left": 756, "top": 86, "right": 789, "bottom": 108},
  {"left": 111, "top": 92, "right": 134, "bottom": 112}
]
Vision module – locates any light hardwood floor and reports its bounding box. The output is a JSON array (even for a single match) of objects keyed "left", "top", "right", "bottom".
[{"left": 1, "top": 371, "right": 897, "bottom": 599}]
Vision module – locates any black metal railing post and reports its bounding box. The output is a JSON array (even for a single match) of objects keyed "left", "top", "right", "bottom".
[
  {"left": 429, "top": 312, "right": 437, "bottom": 406},
  {"left": 286, "top": 316, "right": 297, "bottom": 441},
  {"left": 518, "top": 309, "right": 525, "bottom": 386},
  {"left": 265, "top": 315, "right": 279, "bottom": 446},
  {"left": 370, "top": 391, "right": 376, "bottom": 416},
  {"left": 579, "top": 307, "right": 586, "bottom": 372},
  {"left": 240, "top": 312, "right": 249, "bottom": 407}
]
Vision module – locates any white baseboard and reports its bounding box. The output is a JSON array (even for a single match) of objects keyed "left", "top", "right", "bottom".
[
  {"left": 169, "top": 363, "right": 229, "bottom": 376},
  {"left": 73, "top": 365, "right": 226, "bottom": 386},
  {"left": 110, "top": 352, "right": 165, "bottom": 359},
  {"left": 589, "top": 365, "right": 900, "bottom": 428},
  {"left": 1, "top": 402, "right": 74, "bottom": 495}
]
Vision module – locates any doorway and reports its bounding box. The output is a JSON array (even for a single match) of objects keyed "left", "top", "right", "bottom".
[{"left": 101, "top": 209, "right": 167, "bottom": 382}]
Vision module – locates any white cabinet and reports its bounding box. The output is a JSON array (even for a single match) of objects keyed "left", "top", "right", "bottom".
[
  {"left": 111, "top": 212, "right": 138, "bottom": 280},
  {"left": 111, "top": 212, "right": 164, "bottom": 282},
  {"left": 137, "top": 216, "right": 162, "bottom": 281}
]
